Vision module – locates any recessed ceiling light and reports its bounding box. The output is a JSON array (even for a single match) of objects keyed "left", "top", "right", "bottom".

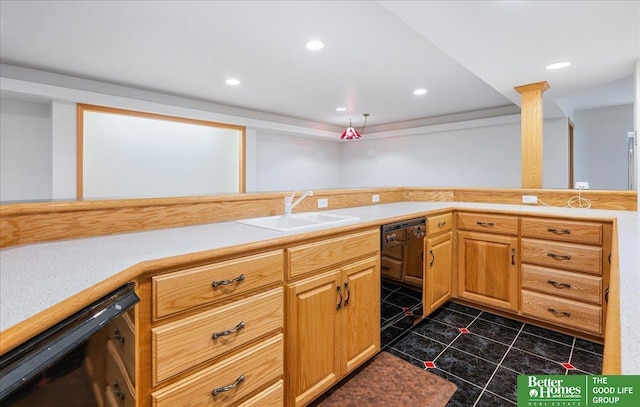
[
  {"left": 413, "top": 88, "right": 427, "bottom": 95},
  {"left": 225, "top": 78, "right": 241, "bottom": 86},
  {"left": 306, "top": 40, "right": 324, "bottom": 50},
  {"left": 545, "top": 61, "right": 571, "bottom": 70},
  {"left": 336, "top": 107, "right": 346, "bottom": 112}
]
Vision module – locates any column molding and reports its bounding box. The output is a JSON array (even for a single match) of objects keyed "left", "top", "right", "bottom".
[{"left": 515, "top": 81, "right": 550, "bottom": 189}]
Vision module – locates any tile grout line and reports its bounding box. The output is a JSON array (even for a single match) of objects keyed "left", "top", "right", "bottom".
[
  {"left": 431, "top": 310, "right": 483, "bottom": 364},
  {"left": 566, "top": 336, "right": 577, "bottom": 375},
  {"left": 472, "top": 318, "right": 526, "bottom": 407}
]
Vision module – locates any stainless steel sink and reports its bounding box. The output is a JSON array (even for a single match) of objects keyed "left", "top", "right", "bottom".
[{"left": 236, "top": 212, "right": 359, "bottom": 231}]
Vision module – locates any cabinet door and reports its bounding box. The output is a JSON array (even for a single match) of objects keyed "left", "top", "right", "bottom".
[
  {"left": 458, "top": 231, "right": 518, "bottom": 311},
  {"left": 286, "top": 270, "right": 341, "bottom": 407},
  {"left": 402, "top": 238, "right": 423, "bottom": 287},
  {"left": 340, "top": 256, "right": 380, "bottom": 377},
  {"left": 424, "top": 232, "right": 452, "bottom": 316}
]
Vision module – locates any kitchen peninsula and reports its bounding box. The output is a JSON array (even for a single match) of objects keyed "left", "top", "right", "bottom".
[{"left": 1, "top": 195, "right": 638, "bottom": 405}]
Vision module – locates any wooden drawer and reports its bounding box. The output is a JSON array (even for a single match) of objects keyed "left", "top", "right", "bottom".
[
  {"left": 153, "top": 250, "right": 283, "bottom": 318},
  {"left": 427, "top": 212, "right": 453, "bottom": 235},
  {"left": 107, "top": 313, "right": 135, "bottom": 385},
  {"left": 287, "top": 229, "right": 379, "bottom": 279},
  {"left": 522, "top": 217, "right": 602, "bottom": 245},
  {"left": 456, "top": 212, "right": 519, "bottom": 235},
  {"left": 521, "top": 290, "right": 602, "bottom": 334},
  {"left": 521, "top": 238, "right": 602, "bottom": 275},
  {"left": 152, "top": 287, "right": 283, "bottom": 383},
  {"left": 383, "top": 243, "right": 403, "bottom": 260},
  {"left": 381, "top": 256, "right": 402, "bottom": 280},
  {"left": 237, "top": 380, "right": 284, "bottom": 407},
  {"left": 521, "top": 264, "right": 602, "bottom": 304},
  {"left": 105, "top": 341, "right": 135, "bottom": 407},
  {"left": 152, "top": 334, "right": 283, "bottom": 407}
]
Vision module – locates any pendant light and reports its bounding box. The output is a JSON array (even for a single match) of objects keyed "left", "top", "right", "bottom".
[{"left": 341, "top": 113, "right": 369, "bottom": 140}]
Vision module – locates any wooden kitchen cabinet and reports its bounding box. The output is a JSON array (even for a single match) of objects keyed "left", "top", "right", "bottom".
[
  {"left": 423, "top": 212, "right": 453, "bottom": 316},
  {"left": 424, "top": 231, "right": 453, "bottom": 316},
  {"left": 285, "top": 230, "right": 380, "bottom": 407},
  {"left": 520, "top": 217, "right": 611, "bottom": 336},
  {"left": 457, "top": 213, "right": 519, "bottom": 312}
]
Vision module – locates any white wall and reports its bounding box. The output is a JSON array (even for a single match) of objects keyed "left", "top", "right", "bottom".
[
  {"left": 0, "top": 98, "right": 52, "bottom": 202},
  {"left": 339, "top": 117, "right": 569, "bottom": 189},
  {"left": 253, "top": 131, "right": 342, "bottom": 192},
  {"left": 574, "top": 104, "right": 634, "bottom": 190}
]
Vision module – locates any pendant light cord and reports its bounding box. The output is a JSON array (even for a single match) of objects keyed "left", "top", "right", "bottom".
[{"left": 361, "top": 113, "right": 369, "bottom": 134}]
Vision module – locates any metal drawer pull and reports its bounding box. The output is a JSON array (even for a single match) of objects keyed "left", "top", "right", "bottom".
[
  {"left": 212, "top": 375, "right": 245, "bottom": 396},
  {"left": 547, "top": 308, "right": 571, "bottom": 317},
  {"left": 344, "top": 282, "right": 351, "bottom": 307},
  {"left": 547, "top": 280, "right": 571, "bottom": 289},
  {"left": 212, "top": 321, "right": 245, "bottom": 339},
  {"left": 511, "top": 248, "right": 515, "bottom": 265},
  {"left": 113, "top": 327, "right": 125, "bottom": 343},
  {"left": 438, "top": 221, "right": 447, "bottom": 228},
  {"left": 547, "top": 253, "right": 571, "bottom": 261},
  {"left": 547, "top": 228, "right": 571, "bottom": 235},
  {"left": 429, "top": 250, "right": 435, "bottom": 267},
  {"left": 112, "top": 380, "right": 125, "bottom": 400},
  {"left": 212, "top": 273, "right": 245, "bottom": 288},
  {"left": 476, "top": 221, "right": 494, "bottom": 227},
  {"left": 337, "top": 285, "right": 343, "bottom": 310}
]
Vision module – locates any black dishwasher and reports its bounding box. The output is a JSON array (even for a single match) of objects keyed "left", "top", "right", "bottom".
[{"left": 0, "top": 283, "right": 139, "bottom": 406}]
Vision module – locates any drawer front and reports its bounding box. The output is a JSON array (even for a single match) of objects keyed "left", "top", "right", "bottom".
[
  {"left": 522, "top": 217, "right": 602, "bottom": 245},
  {"left": 521, "top": 238, "right": 602, "bottom": 275},
  {"left": 105, "top": 341, "right": 135, "bottom": 407},
  {"left": 153, "top": 250, "right": 283, "bottom": 318},
  {"left": 287, "top": 229, "right": 379, "bottom": 279},
  {"left": 237, "top": 380, "right": 284, "bottom": 407},
  {"left": 427, "top": 213, "right": 453, "bottom": 235},
  {"left": 521, "top": 264, "right": 602, "bottom": 304},
  {"left": 456, "top": 212, "right": 519, "bottom": 235},
  {"left": 152, "top": 287, "right": 283, "bottom": 383},
  {"left": 152, "top": 334, "right": 283, "bottom": 407},
  {"left": 381, "top": 256, "right": 402, "bottom": 280},
  {"left": 521, "top": 290, "right": 602, "bottom": 334},
  {"left": 107, "top": 313, "right": 135, "bottom": 385}
]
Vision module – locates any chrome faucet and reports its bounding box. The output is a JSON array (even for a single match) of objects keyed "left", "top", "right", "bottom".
[{"left": 284, "top": 190, "right": 313, "bottom": 215}]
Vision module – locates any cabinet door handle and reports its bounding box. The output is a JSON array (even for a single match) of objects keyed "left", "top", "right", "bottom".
[
  {"left": 429, "top": 250, "right": 435, "bottom": 267},
  {"left": 438, "top": 221, "right": 447, "bottom": 228},
  {"left": 547, "top": 253, "right": 571, "bottom": 261},
  {"left": 547, "top": 280, "right": 571, "bottom": 289},
  {"left": 511, "top": 248, "right": 515, "bottom": 265},
  {"left": 344, "top": 282, "right": 351, "bottom": 307},
  {"left": 547, "top": 228, "right": 571, "bottom": 235},
  {"left": 476, "top": 221, "right": 494, "bottom": 227},
  {"left": 336, "top": 285, "right": 343, "bottom": 310},
  {"left": 212, "top": 374, "right": 245, "bottom": 396},
  {"left": 547, "top": 308, "right": 571, "bottom": 317},
  {"left": 212, "top": 321, "right": 245, "bottom": 339},
  {"left": 212, "top": 273, "right": 245, "bottom": 288},
  {"left": 112, "top": 380, "right": 125, "bottom": 400},
  {"left": 113, "top": 327, "right": 125, "bottom": 343},
  {"left": 605, "top": 287, "right": 609, "bottom": 304}
]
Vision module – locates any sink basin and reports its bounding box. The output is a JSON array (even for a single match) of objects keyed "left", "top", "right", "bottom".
[{"left": 237, "top": 212, "right": 359, "bottom": 231}]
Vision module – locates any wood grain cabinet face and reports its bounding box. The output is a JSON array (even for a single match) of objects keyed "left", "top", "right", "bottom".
[
  {"left": 152, "top": 250, "right": 283, "bottom": 319},
  {"left": 152, "top": 288, "right": 283, "bottom": 384},
  {"left": 457, "top": 230, "right": 519, "bottom": 312},
  {"left": 285, "top": 230, "right": 380, "bottom": 407},
  {"left": 152, "top": 334, "right": 283, "bottom": 407},
  {"left": 519, "top": 217, "right": 610, "bottom": 336},
  {"left": 424, "top": 231, "right": 453, "bottom": 316}
]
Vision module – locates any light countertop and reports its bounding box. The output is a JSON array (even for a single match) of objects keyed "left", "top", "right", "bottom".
[{"left": 1, "top": 202, "right": 638, "bottom": 373}]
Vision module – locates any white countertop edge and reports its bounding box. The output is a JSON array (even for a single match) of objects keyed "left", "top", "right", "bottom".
[{"left": 1, "top": 201, "right": 638, "bottom": 373}]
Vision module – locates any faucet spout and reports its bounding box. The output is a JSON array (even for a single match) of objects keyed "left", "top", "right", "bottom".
[{"left": 284, "top": 190, "right": 313, "bottom": 215}]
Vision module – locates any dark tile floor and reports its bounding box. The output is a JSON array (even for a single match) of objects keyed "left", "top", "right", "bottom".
[{"left": 381, "top": 280, "right": 604, "bottom": 406}]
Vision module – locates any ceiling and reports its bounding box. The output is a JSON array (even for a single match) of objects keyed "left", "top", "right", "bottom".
[{"left": 0, "top": 1, "right": 638, "bottom": 133}]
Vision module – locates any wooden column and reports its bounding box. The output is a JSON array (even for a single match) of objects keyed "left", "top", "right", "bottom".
[{"left": 515, "top": 81, "right": 550, "bottom": 189}]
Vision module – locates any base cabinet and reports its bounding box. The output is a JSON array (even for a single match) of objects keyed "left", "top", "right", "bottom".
[
  {"left": 286, "top": 256, "right": 380, "bottom": 407},
  {"left": 424, "top": 231, "right": 453, "bottom": 315},
  {"left": 457, "top": 230, "right": 519, "bottom": 311}
]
